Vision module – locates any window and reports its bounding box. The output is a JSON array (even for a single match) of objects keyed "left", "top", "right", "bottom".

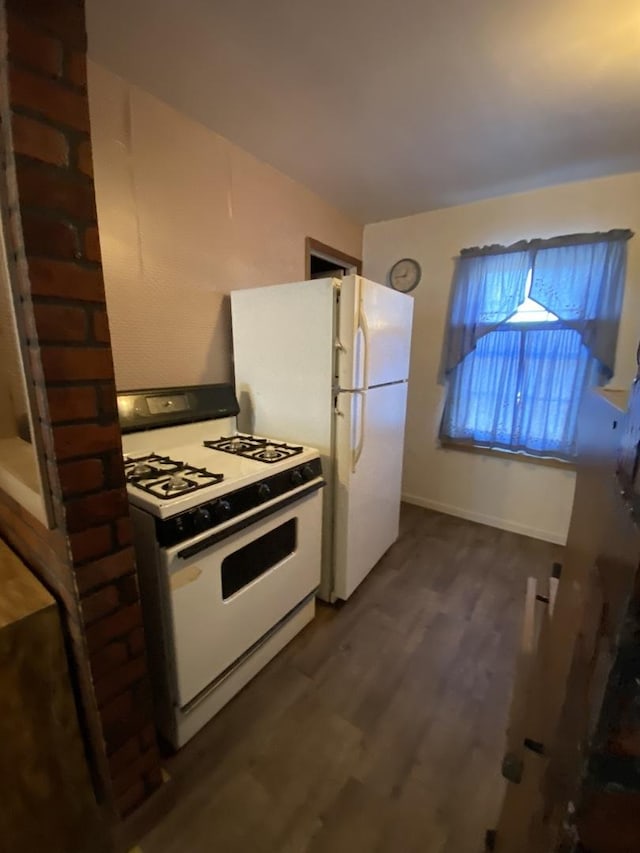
[
  {"left": 439, "top": 231, "right": 631, "bottom": 460},
  {"left": 505, "top": 271, "right": 557, "bottom": 324}
]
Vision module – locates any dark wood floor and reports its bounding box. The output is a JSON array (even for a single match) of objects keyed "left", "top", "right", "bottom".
[{"left": 136, "top": 506, "right": 558, "bottom": 853}]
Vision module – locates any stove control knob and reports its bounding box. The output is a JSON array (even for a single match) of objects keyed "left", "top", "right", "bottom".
[
  {"left": 192, "top": 506, "right": 212, "bottom": 532},
  {"left": 290, "top": 469, "right": 304, "bottom": 487},
  {"left": 215, "top": 499, "right": 232, "bottom": 521},
  {"left": 257, "top": 483, "right": 271, "bottom": 502},
  {"left": 302, "top": 464, "right": 315, "bottom": 482}
]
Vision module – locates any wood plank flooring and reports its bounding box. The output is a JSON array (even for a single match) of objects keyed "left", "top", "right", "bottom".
[{"left": 136, "top": 506, "right": 559, "bottom": 853}]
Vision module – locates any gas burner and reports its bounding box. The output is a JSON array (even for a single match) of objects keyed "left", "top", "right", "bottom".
[
  {"left": 124, "top": 454, "right": 224, "bottom": 499},
  {"left": 204, "top": 435, "right": 304, "bottom": 463},
  {"left": 254, "top": 444, "right": 288, "bottom": 462},
  {"left": 163, "top": 474, "right": 194, "bottom": 494},
  {"left": 132, "top": 462, "right": 153, "bottom": 477},
  {"left": 217, "top": 437, "right": 254, "bottom": 453},
  {"left": 124, "top": 453, "right": 183, "bottom": 481}
]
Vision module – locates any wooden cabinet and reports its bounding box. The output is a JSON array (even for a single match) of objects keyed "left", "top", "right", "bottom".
[{"left": 0, "top": 540, "right": 107, "bottom": 853}]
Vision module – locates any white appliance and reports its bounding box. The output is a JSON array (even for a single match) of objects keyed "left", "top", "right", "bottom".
[
  {"left": 232, "top": 275, "right": 413, "bottom": 602},
  {"left": 117, "top": 384, "right": 324, "bottom": 747}
]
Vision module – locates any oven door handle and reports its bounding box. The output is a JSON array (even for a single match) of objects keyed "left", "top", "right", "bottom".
[{"left": 176, "top": 481, "right": 325, "bottom": 560}]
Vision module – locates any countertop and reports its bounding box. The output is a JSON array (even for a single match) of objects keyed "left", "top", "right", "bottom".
[{"left": 0, "top": 537, "right": 53, "bottom": 630}]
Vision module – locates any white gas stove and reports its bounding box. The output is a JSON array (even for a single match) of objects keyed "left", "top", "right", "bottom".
[{"left": 118, "top": 384, "right": 324, "bottom": 748}]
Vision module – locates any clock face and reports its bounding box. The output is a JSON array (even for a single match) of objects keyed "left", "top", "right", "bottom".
[{"left": 389, "top": 258, "right": 421, "bottom": 293}]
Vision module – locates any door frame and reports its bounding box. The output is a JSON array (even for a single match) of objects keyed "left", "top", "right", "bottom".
[{"left": 305, "top": 237, "right": 362, "bottom": 279}]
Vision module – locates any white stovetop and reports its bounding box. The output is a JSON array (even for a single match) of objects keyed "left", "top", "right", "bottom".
[{"left": 121, "top": 418, "right": 320, "bottom": 518}]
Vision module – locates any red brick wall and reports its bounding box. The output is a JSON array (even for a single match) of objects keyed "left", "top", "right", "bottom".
[{"left": 0, "top": 0, "right": 161, "bottom": 818}]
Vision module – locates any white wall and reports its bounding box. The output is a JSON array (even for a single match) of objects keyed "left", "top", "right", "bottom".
[
  {"left": 87, "top": 63, "right": 363, "bottom": 391},
  {"left": 364, "top": 173, "right": 640, "bottom": 544}
]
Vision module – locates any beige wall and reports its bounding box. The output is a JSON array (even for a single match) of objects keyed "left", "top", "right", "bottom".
[
  {"left": 364, "top": 172, "right": 640, "bottom": 544},
  {"left": 87, "top": 63, "right": 363, "bottom": 390}
]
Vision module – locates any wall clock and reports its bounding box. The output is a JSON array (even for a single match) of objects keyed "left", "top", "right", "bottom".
[{"left": 389, "top": 258, "right": 421, "bottom": 293}]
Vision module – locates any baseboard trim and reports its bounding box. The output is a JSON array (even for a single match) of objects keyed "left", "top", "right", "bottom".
[{"left": 402, "top": 493, "right": 567, "bottom": 546}]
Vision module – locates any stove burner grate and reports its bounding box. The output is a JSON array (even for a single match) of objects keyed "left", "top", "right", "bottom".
[
  {"left": 124, "top": 453, "right": 224, "bottom": 499},
  {"left": 204, "top": 435, "right": 303, "bottom": 463},
  {"left": 124, "top": 454, "right": 182, "bottom": 481}
]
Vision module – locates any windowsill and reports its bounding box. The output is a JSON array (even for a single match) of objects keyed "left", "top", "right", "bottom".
[
  {"left": 594, "top": 387, "right": 629, "bottom": 413},
  {"left": 439, "top": 439, "right": 577, "bottom": 472}
]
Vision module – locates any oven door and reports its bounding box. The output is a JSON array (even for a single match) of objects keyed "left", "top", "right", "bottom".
[{"left": 161, "top": 487, "right": 322, "bottom": 708}]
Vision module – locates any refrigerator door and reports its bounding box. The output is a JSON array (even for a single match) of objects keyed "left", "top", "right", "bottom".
[
  {"left": 333, "top": 380, "right": 409, "bottom": 600},
  {"left": 337, "top": 276, "right": 414, "bottom": 390},
  {"left": 231, "top": 278, "right": 336, "bottom": 455}
]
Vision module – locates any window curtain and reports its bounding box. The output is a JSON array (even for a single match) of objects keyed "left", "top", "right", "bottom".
[
  {"left": 439, "top": 229, "right": 632, "bottom": 458},
  {"left": 529, "top": 235, "right": 629, "bottom": 380},
  {"left": 440, "top": 328, "right": 522, "bottom": 445},
  {"left": 438, "top": 249, "right": 531, "bottom": 379},
  {"left": 441, "top": 326, "right": 591, "bottom": 458}
]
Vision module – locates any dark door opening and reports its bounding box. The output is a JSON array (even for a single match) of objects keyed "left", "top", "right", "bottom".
[{"left": 305, "top": 237, "right": 362, "bottom": 280}]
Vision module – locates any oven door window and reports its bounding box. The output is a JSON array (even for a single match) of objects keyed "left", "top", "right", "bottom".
[{"left": 221, "top": 518, "right": 297, "bottom": 600}]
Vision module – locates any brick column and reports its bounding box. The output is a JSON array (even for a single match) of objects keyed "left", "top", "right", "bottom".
[{"left": 0, "top": 0, "right": 162, "bottom": 817}]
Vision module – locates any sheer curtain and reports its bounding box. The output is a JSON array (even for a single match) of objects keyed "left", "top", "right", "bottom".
[
  {"left": 530, "top": 235, "right": 628, "bottom": 380},
  {"left": 439, "top": 249, "right": 531, "bottom": 379},
  {"left": 440, "top": 329, "right": 522, "bottom": 446},
  {"left": 440, "top": 230, "right": 632, "bottom": 459}
]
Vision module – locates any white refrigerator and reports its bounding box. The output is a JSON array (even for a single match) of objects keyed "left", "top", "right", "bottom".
[{"left": 231, "top": 275, "right": 413, "bottom": 602}]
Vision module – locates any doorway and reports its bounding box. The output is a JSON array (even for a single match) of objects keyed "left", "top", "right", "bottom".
[{"left": 305, "top": 237, "right": 362, "bottom": 280}]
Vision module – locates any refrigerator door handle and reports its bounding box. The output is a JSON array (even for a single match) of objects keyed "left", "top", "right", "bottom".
[
  {"left": 357, "top": 297, "right": 370, "bottom": 391},
  {"left": 352, "top": 389, "right": 366, "bottom": 473}
]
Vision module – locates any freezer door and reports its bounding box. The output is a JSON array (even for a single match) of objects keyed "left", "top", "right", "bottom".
[
  {"left": 337, "top": 276, "right": 414, "bottom": 390},
  {"left": 333, "top": 381, "right": 408, "bottom": 600},
  {"left": 232, "top": 278, "right": 336, "bottom": 454}
]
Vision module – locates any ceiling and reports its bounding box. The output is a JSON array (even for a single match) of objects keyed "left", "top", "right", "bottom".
[{"left": 86, "top": 0, "right": 640, "bottom": 223}]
